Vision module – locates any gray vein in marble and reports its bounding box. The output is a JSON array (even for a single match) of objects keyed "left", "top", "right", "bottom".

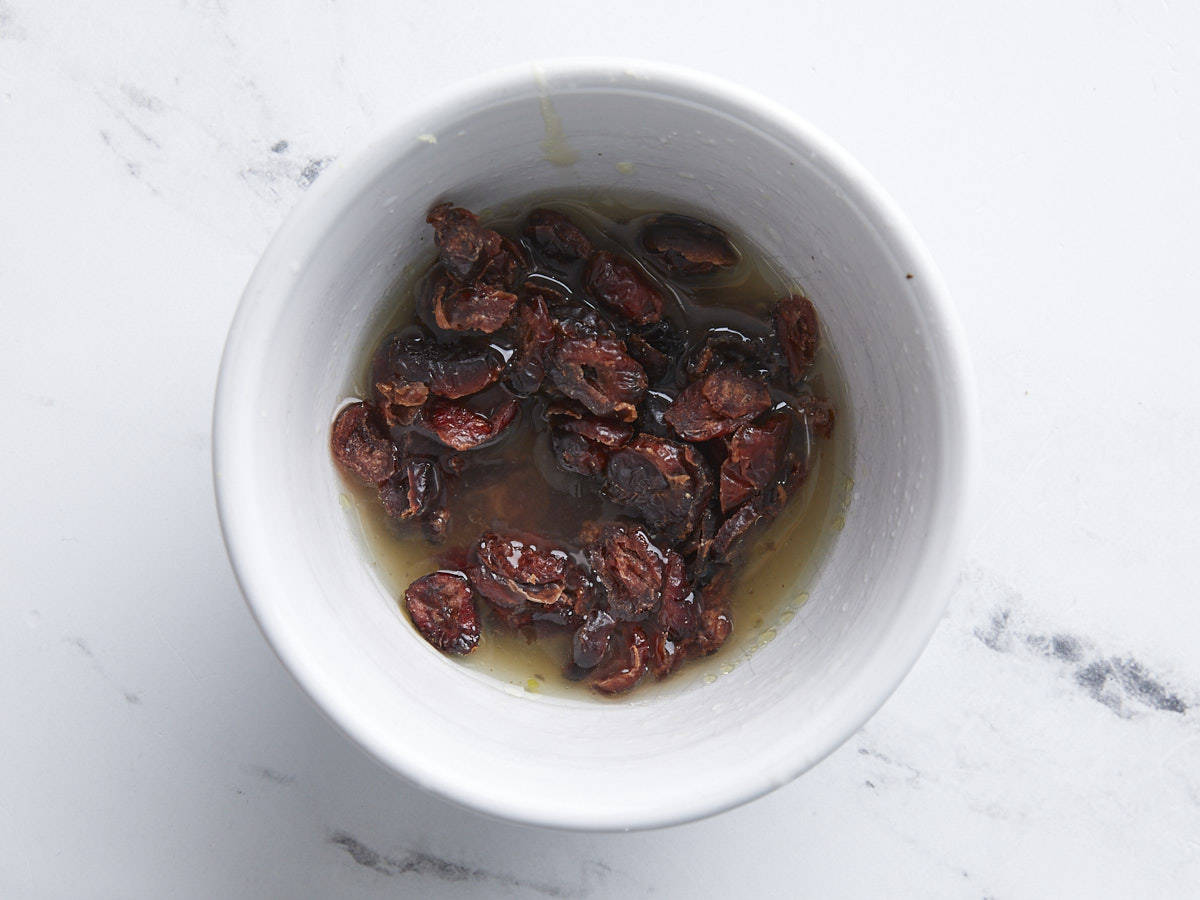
[
  {"left": 970, "top": 579, "right": 1190, "bottom": 719},
  {"left": 66, "top": 636, "right": 142, "bottom": 705},
  {"left": 329, "top": 832, "right": 607, "bottom": 897},
  {"left": 243, "top": 765, "right": 296, "bottom": 786}
]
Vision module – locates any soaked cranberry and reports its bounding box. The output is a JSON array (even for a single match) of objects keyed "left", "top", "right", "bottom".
[
  {"left": 795, "top": 394, "right": 836, "bottom": 439},
  {"left": 507, "top": 294, "right": 556, "bottom": 395},
  {"left": 720, "top": 412, "right": 791, "bottom": 513},
  {"left": 656, "top": 551, "right": 698, "bottom": 640},
  {"left": 404, "top": 572, "right": 480, "bottom": 654},
  {"left": 523, "top": 208, "right": 592, "bottom": 262},
  {"left": 467, "top": 531, "right": 570, "bottom": 609},
  {"left": 663, "top": 367, "right": 771, "bottom": 442},
  {"left": 418, "top": 398, "right": 519, "bottom": 451},
  {"left": 586, "top": 524, "right": 666, "bottom": 621},
  {"left": 432, "top": 283, "right": 518, "bottom": 334},
  {"left": 603, "top": 435, "right": 712, "bottom": 542},
  {"left": 373, "top": 327, "right": 504, "bottom": 401},
  {"left": 591, "top": 625, "right": 650, "bottom": 694},
  {"left": 548, "top": 331, "right": 647, "bottom": 422},
  {"left": 583, "top": 251, "right": 664, "bottom": 324},
  {"left": 649, "top": 629, "right": 682, "bottom": 679},
  {"left": 378, "top": 456, "right": 442, "bottom": 521},
  {"left": 640, "top": 214, "right": 739, "bottom": 276},
  {"left": 331, "top": 402, "right": 396, "bottom": 485},
  {"left": 774, "top": 294, "right": 819, "bottom": 384},
  {"left": 572, "top": 608, "right": 617, "bottom": 669}
]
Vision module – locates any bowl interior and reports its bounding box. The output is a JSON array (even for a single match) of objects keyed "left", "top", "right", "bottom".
[{"left": 216, "top": 62, "right": 972, "bottom": 829}]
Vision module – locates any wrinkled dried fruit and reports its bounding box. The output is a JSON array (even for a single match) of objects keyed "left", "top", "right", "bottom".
[
  {"left": 795, "top": 394, "right": 836, "bottom": 439},
  {"left": 404, "top": 572, "right": 480, "bottom": 654},
  {"left": 592, "top": 625, "right": 650, "bottom": 694},
  {"left": 427, "top": 203, "right": 496, "bottom": 282},
  {"left": 775, "top": 295, "right": 819, "bottom": 384},
  {"left": 674, "top": 571, "right": 733, "bottom": 658},
  {"left": 550, "top": 412, "right": 634, "bottom": 478},
  {"left": 376, "top": 378, "right": 429, "bottom": 431},
  {"left": 548, "top": 332, "right": 647, "bottom": 422},
  {"left": 477, "top": 235, "right": 528, "bottom": 289},
  {"left": 583, "top": 251, "right": 664, "bottom": 324},
  {"left": 641, "top": 214, "right": 739, "bottom": 275},
  {"left": 656, "top": 551, "right": 698, "bottom": 640},
  {"left": 331, "top": 402, "right": 396, "bottom": 484},
  {"left": 649, "top": 629, "right": 682, "bottom": 679},
  {"left": 467, "top": 531, "right": 570, "bottom": 609},
  {"left": 374, "top": 327, "right": 504, "bottom": 400},
  {"left": 433, "top": 283, "right": 518, "bottom": 334},
  {"left": 572, "top": 608, "right": 617, "bottom": 668},
  {"left": 603, "top": 435, "right": 713, "bottom": 542},
  {"left": 587, "top": 524, "right": 665, "bottom": 621},
  {"left": 687, "top": 328, "right": 765, "bottom": 380},
  {"left": 663, "top": 367, "right": 771, "bottom": 442},
  {"left": 627, "top": 320, "right": 685, "bottom": 382},
  {"left": 711, "top": 496, "right": 767, "bottom": 561},
  {"left": 379, "top": 456, "right": 442, "bottom": 520},
  {"left": 507, "top": 294, "right": 556, "bottom": 394},
  {"left": 523, "top": 208, "right": 592, "bottom": 262},
  {"left": 720, "top": 413, "right": 791, "bottom": 513},
  {"left": 419, "top": 398, "right": 519, "bottom": 451}
]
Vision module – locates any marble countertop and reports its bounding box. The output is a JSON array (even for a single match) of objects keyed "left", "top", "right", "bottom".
[{"left": 3, "top": 1, "right": 1198, "bottom": 896}]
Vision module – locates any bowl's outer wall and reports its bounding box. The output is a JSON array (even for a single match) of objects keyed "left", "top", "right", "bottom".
[{"left": 214, "top": 60, "right": 977, "bottom": 831}]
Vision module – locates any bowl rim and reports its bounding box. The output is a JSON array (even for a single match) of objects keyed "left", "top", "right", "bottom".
[{"left": 213, "top": 56, "right": 979, "bottom": 832}]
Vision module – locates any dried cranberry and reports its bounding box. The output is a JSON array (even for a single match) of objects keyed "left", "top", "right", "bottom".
[
  {"left": 680, "top": 572, "right": 733, "bottom": 657},
  {"left": 403, "top": 571, "right": 480, "bottom": 654},
  {"left": 649, "top": 629, "right": 682, "bottom": 679},
  {"left": 640, "top": 214, "right": 739, "bottom": 275},
  {"left": 506, "top": 294, "right": 556, "bottom": 394},
  {"left": 373, "top": 327, "right": 504, "bottom": 400},
  {"left": 330, "top": 402, "right": 396, "bottom": 485},
  {"left": 426, "top": 203, "right": 496, "bottom": 282},
  {"left": 686, "top": 327, "right": 766, "bottom": 380},
  {"left": 592, "top": 625, "right": 650, "bottom": 694},
  {"left": 476, "top": 235, "right": 528, "bottom": 289},
  {"left": 795, "top": 394, "right": 836, "bottom": 439},
  {"left": 572, "top": 608, "right": 616, "bottom": 668},
  {"left": 523, "top": 208, "right": 592, "bottom": 262},
  {"left": 774, "top": 295, "right": 819, "bottom": 384},
  {"left": 583, "top": 251, "right": 664, "bottom": 324},
  {"left": 467, "top": 531, "right": 570, "bottom": 609},
  {"left": 586, "top": 524, "right": 665, "bottom": 621},
  {"left": 663, "top": 367, "right": 771, "bottom": 442},
  {"left": 656, "top": 551, "right": 698, "bottom": 640},
  {"left": 720, "top": 412, "right": 791, "bottom": 513},
  {"left": 378, "top": 456, "right": 442, "bottom": 520},
  {"left": 548, "top": 332, "right": 647, "bottom": 423},
  {"left": 711, "top": 496, "right": 767, "bottom": 561},
  {"left": 603, "top": 435, "right": 713, "bottom": 542},
  {"left": 432, "top": 283, "right": 518, "bottom": 334},
  {"left": 418, "top": 398, "right": 519, "bottom": 451}
]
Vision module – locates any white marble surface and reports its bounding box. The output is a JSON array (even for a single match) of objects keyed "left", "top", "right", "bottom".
[{"left": 3, "top": 1, "right": 1199, "bottom": 896}]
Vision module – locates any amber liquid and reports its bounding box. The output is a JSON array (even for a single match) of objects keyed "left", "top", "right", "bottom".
[{"left": 341, "top": 193, "right": 851, "bottom": 700}]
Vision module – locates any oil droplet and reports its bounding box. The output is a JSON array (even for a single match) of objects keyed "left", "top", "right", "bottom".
[
  {"left": 416, "top": 133, "right": 437, "bottom": 145},
  {"left": 760, "top": 628, "right": 777, "bottom": 644},
  {"left": 703, "top": 673, "right": 717, "bottom": 685},
  {"left": 720, "top": 663, "right": 734, "bottom": 675},
  {"left": 338, "top": 493, "right": 352, "bottom": 509},
  {"left": 615, "top": 161, "right": 635, "bottom": 175},
  {"left": 524, "top": 678, "right": 540, "bottom": 693},
  {"left": 831, "top": 514, "right": 845, "bottom": 532},
  {"left": 780, "top": 610, "right": 795, "bottom": 623}
]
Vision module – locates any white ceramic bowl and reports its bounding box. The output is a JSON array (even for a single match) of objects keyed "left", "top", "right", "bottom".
[{"left": 214, "top": 58, "right": 976, "bottom": 831}]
